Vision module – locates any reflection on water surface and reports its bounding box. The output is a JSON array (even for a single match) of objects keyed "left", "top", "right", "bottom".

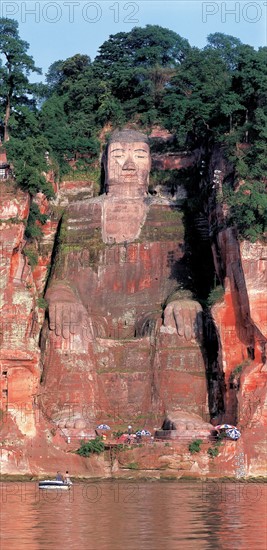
[{"left": 0, "top": 481, "right": 266, "bottom": 550}]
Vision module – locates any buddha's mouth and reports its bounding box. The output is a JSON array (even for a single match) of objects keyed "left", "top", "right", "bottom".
[{"left": 122, "top": 175, "right": 138, "bottom": 183}]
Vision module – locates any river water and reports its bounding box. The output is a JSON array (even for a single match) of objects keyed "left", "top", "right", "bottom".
[{"left": 0, "top": 481, "right": 266, "bottom": 549}]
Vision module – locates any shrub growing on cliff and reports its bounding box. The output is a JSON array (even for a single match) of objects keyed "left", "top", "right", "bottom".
[
  {"left": 189, "top": 439, "right": 203, "bottom": 454},
  {"left": 6, "top": 137, "right": 55, "bottom": 199},
  {"left": 207, "top": 446, "right": 219, "bottom": 458},
  {"left": 206, "top": 285, "right": 224, "bottom": 307},
  {"left": 76, "top": 436, "right": 105, "bottom": 457},
  {"left": 207, "top": 432, "right": 226, "bottom": 458},
  {"left": 25, "top": 203, "right": 48, "bottom": 241},
  {"left": 126, "top": 462, "right": 139, "bottom": 470},
  {"left": 24, "top": 248, "right": 38, "bottom": 268},
  {"left": 231, "top": 360, "right": 250, "bottom": 377},
  {"left": 37, "top": 297, "right": 48, "bottom": 309}
]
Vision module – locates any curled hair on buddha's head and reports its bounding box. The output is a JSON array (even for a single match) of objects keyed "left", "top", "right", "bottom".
[{"left": 107, "top": 128, "right": 149, "bottom": 145}]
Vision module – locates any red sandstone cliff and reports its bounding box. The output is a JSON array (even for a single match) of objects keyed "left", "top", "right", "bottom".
[
  {"left": 0, "top": 147, "right": 266, "bottom": 479},
  {"left": 208, "top": 151, "right": 267, "bottom": 476}
]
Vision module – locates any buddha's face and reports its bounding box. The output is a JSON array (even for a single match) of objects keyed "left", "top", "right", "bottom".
[{"left": 106, "top": 140, "right": 151, "bottom": 198}]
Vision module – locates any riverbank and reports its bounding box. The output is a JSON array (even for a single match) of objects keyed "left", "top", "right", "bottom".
[
  {"left": 0, "top": 474, "right": 266, "bottom": 482},
  {"left": 1, "top": 425, "right": 266, "bottom": 479}
]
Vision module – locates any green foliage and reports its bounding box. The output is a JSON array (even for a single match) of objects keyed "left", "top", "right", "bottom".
[
  {"left": 25, "top": 202, "right": 48, "bottom": 240},
  {"left": 37, "top": 297, "right": 48, "bottom": 309},
  {"left": 224, "top": 181, "right": 267, "bottom": 241},
  {"left": 149, "top": 169, "right": 184, "bottom": 195},
  {"left": 126, "top": 462, "right": 139, "bottom": 470},
  {"left": 24, "top": 248, "right": 38, "bottom": 268},
  {"left": 161, "top": 45, "right": 239, "bottom": 145},
  {"left": 233, "top": 365, "right": 244, "bottom": 376},
  {"left": 207, "top": 430, "right": 227, "bottom": 458},
  {"left": 94, "top": 25, "right": 190, "bottom": 124},
  {"left": 45, "top": 54, "right": 91, "bottom": 94},
  {"left": 188, "top": 439, "right": 203, "bottom": 454},
  {"left": 6, "top": 136, "right": 55, "bottom": 198},
  {"left": 40, "top": 92, "right": 100, "bottom": 170},
  {"left": 76, "top": 436, "right": 105, "bottom": 457},
  {"left": 205, "top": 33, "right": 242, "bottom": 70},
  {"left": 207, "top": 285, "right": 225, "bottom": 307},
  {"left": 207, "top": 446, "right": 219, "bottom": 458},
  {"left": 216, "top": 433, "right": 227, "bottom": 444},
  {"left": 0, "top": 216, "right": 20, "bottom": 225},
  {"left": 62, "top": 165, "right": 101, "bottom": 196},
  {"left": 1, "top": 18, "right": 266, "bottom": 247},
  {"left": 0, "top": 17, "right": 42, "bottom": 141},
  {"left": 25, "top": 222, "right": 43, "bottom": 240},
  {"left": 231, "top": 360, "right": 250, "bottom": 378}
]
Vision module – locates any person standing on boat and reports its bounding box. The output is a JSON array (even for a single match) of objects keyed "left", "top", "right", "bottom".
[{"left": 56, "top": 471, "right": 64, "bottom": 481}]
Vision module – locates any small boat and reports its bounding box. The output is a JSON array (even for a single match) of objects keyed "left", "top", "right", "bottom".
[{"left": 39, "top": 480, "right": 72, "bottom": 490}]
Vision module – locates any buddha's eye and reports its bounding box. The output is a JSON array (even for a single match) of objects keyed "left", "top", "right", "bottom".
[{"left": 134, "top": 151, "right": 148, "bottom": 158}]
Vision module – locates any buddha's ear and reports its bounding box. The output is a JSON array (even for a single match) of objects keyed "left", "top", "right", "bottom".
[
  {"left": 100, "top": 162, "right": 106, "bottom": 195},
  {"left": 147, "top": 161, "right": 151, "bottom": 184}
]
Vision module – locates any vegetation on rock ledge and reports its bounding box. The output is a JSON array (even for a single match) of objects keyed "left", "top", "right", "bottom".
[
  {"left": 189, "top": 439, "right": 203, "bottom": 454},
  {"left": 76, "top": 437, "right": 105, "bottom": 457}
]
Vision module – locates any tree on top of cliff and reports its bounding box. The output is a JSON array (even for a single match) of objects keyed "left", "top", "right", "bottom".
[
  {"left": 205, "top": 33, "right": 243, "bottom": 71},
  {"left": 0, "top": 17, "right": 42, "bottom": 142},
  {"left": 230, "top": 45, "right": 267, "bottom": 179},
  {"left": 45, "top": 54, "right": 91, "bottom": 95},
  {"left": 93, "top": 25, "right": 190, "bottom": 124},
  {"left": 41, "top": 53, "right": 102, "bottom": 168},
  {"left": 95, "top": 25, "right": 190, "bottom": 69},
  {"left": 161, "top": 36, "right": 267, "bottom": 156},
  {"left": 161, "top": 45, "right": 243, "bottom": 146},
  {"left": 224, "top": 180, "right": 267, "bottom": 242}
]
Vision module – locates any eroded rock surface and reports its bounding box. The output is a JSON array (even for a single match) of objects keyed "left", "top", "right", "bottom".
[{"left": 0, "top": 182, "right": 40, "bottom": 437}]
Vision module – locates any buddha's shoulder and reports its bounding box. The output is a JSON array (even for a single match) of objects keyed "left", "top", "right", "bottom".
[{"left": 67, "top": 196, "right": 103, "bottom": 222}]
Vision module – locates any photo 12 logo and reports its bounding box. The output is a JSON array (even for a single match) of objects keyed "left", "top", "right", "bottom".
[
  {"left": 202, "top": 1, "right": 266, "bottom": 23},
  {"left": 0, "top": 1, "right": 140, "bottom": 24}
]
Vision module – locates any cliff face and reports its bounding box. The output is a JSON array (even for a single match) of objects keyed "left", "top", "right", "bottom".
[
  {"left": 211, "top": 232, "right": 267, "bottom": 474},
  {"left": 208, "top": 151, "right": 267, "bottom": 475},
  {"left": 0, "top": 148, "right": 266, "bottom": 478},
  {"left": 0, "top": 182, "right": 40, "bottom": 438}
]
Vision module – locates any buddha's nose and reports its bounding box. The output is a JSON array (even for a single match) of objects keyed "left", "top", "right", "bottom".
[{"left": 122, "top": 158, "right": 136, "bottom": 170}]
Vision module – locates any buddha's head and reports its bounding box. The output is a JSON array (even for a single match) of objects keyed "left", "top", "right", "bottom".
[{"left": 103, "top": 129, "right": 151, "bottom": 198}]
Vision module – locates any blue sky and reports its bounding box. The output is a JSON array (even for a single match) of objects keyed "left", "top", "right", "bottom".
[{"left": 1, "top": 1, "right": 266, "bottom": 79}]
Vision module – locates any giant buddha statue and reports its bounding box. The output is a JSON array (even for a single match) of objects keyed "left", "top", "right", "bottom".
[{"left": 40, "top": 129, "right": 207, "bottom": 430}]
